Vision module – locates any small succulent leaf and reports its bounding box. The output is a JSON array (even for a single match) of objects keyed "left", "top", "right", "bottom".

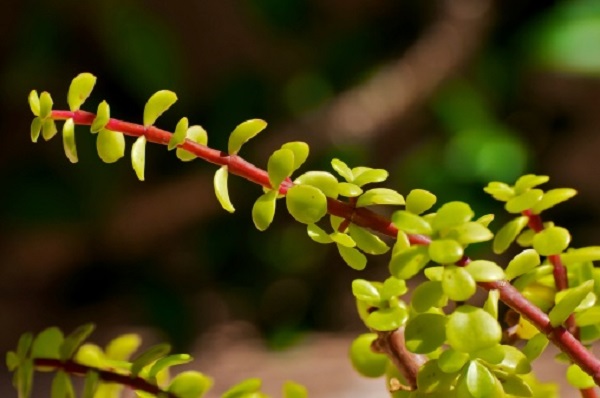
[
  {"left": 337, "top": 182, "right": 363, "bottom": 197},
  {"left": 501, "top": 375, "right": 533, "bottom": 397},
  {"left": 17, "top": 358, "right": 33, "bottom": 398},
  {"left": 143, "top": 90, "right": 178, "bottom": 127},
  {"left": 330, "top": 232, "right": 355, "bottom": 247},
  {"left": 282, "top": 381, "right": 308, "bottom": 398},
  {"left": 67, "top": 73, "right": 97, "bottom": 112},
  {"left": 566, "top": 364, "right": 595, "bottom": 389},
  {"left": 389, "top": 245, "right": 430, "bottom": 279},
  {"left": 331, "top": 158, "right": 353, "bottom": 182},
  {"left": 575, "top": 306, "right": 600, "bottom": 327},
  {"left": 428, "top": 239, "right": 464, "bottom": 264},
  {"left": 306, "top": 224, "right": 333, "bottom": 244},
  {"left": 228, "top": 119, "right": 267, "bottom": 155},
  {"left": 286, "top": 184, "right": 327, "bottom": 224},
  {"left": 561, "top": 246, "right": 600, "bottom": 266},
  {"left": 131, "top": 136, "right": 147, "bottom": 181},
  {"left": 411, "top": 280, "right": 447, "bottom": 313},
  {"left": 16, "top": 333, "right": 33, "bottom": 359},
  {"left": 168, "top": 117, "right": 189, "bottom": 150},
  {"left": 62, "top": 119, "right": 78, "bottom": 163},
  {"left": 91, "top": 101, "right": 110, "bottom": 133},
  {"left": 505, "top": 189, "right": 544, "bottom": 213},
  {"left": 438, "top": 349, "right": 470, "bottom": 374},
  {"left": 531, "top": 188, "right": 577, "bottom": 214},
  {"left": 517, "top": 229, "right": 536, "bottom": 247},
  {"left": 483, "top": 289, "right": 500, "bottom": 320},
  {"left": 252, "top": 190, "right": 278, "bottom": 231},
  {"left": 82, "top": 371, "right": 99, "bottom": 398},
  {"left": 281, "top": 141, "right": 309, "bottom": 172},
  {"left": 348, "top": 224, "right": 389, "bottom": 255},
  {"left": 356, "top": 188, "right": 404, "bottom": 208},
  {"left": 417, "top": 360, "right": 458, "bottom": 393},
  {"left": 484, "top": 181, "right": 515, "bottom": 202},
  {"left": 31, "top": 327, "right": 64, "bottom": 359},
  {"left": 59, "top": 323, "right": 95, "bottom": 360},
  {"left": 337, "top": 244, "right": 367, "bottom": 270},
  {"left": 442, "top": 265, "right": 476, "bottom": 301},
  {"left": 28, "top": 90, "right": 40, "bottom": 116},
  {"left": 149, "top": 354, "right": 193, "bottom": 379},
  {"left": 431, "top": 201, "right": 474, "bottom": 231},
  {"left": 106, "top": 334, "right": 142, "bottom": 361},
  {"left": 471, "top": 345, "right": 505, "bottom": 365},
  {"left": 6, "top": 351, "right": 19, "bottom": 371},
  {"left": 476, "top": 214, "right": 495, "bottom": 227},
  {"left": 424, "top": 266, "right": 444, "bottom": 281},
  {"left": 505, "top": 249, "right": 541, "bottom": 280},
  {"left": 97, "top": 129, "right": 126, "bottom": 163},
  {"left": 549, "top": 280, "right": 594, "bottom": 327},
  {"left": 465, "top": 360, "right": 502, "bottom": 398},
  {"left": 268, "top": 148, "right": 295, "bottom": 189},
  {"left": 532, "top": 226, "right": 571, "bottom": 256},
  {"left": 392, "top": 230, "right": 411, "bottom": 257},
  {"left": 221, "top": 378, "right": 262, "bottom": 398},
  {"left": 405, "top": 313, "right": 447, "bottom": 354},
  {"left": 30, "top": 117, "right": 42, "bottom": 142},
  {"left": 405, "top": 189, "right": 437, "bottom": 215},
  {"left": 464, "top": 260, "right": 505, "bottom": 282},
  {"left": 352, "top": 167, "right": 388, "bottom": 187},
  {"left": 351, "top": 279, "right": 381, "bottom": 302},
  {"left": 448, "top": 222, "right": 494, "bottom": 245},
  {"left": 39, "top": 91, "right": 53, "bottom": 119},
  {"left": 391, "top": 210, "right": 433, "bottom": 235},
  {"left": 514, "top": 174, "right": 549, "bottom": 194},
  {"left": 446, "top": 306, "right": 502, "bottom": 353},
  {"left": 365, "top": 306, "right": 407, "bottom": 331},
  {"left": 130, "top": 343, "right": 171, "bottom": 377},
  {"left": 51, "top": 371, "right": 75, "bottom": 398},
  {"left": 42, "top": 119, "right": 58, "bottom": 141},
  {"left": 493, "top": 216, "right": 529, "bottom": 254},
  {"left": 168, "top": 371, "right": 213, "bottom": 398},
  {"left": 176, "top": 125, "right": 209, "bottom": 161},
  {"left": 75, "top": 344, "right": 104, "bottom": 368},
  {"left": 496, "top": 345, "right": 532, "bottom": 375},
  {"left": 381, "top": 277, "right": 407, "bottom": 299},
  {"left": 294, "top": 171, "right": 339, "bottom": 198},
  {"left": 214, "top": 166, "right": 235, "bottom": 213}
]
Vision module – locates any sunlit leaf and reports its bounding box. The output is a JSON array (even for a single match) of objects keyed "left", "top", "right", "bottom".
[
  {"left": 42, "top": 119, "right": 58, "bottom": 141},
  {"left": 286, "top": 184, "right": 327, "bottom": 224},
  {"left": 389, "top": 245, "right": 430, "bottom": 280},
  {"left": 28, "top": 90, "right": 40, "bottom": 116},
  {"left": 522, "top": 333, "right": 549, "bottom": 362},
  {"left": 549, "top": 280, "right": 594, "bottom": 327},
  {"left": 67, "top": 73, "right": 97, "bottom": 112},
  {"left": 567, "top": 364, "right": 595, "bottom": 389},
  {"left": 337, "top": 244, "right": 367, "bottom": 270},
  {"left": 337, "top": 182, "right": 363, "bottom": 197},
  {"left": 131, "top": 135, "right": 147, "bottom": 181},
  {"left": 442, "top": 265, "right": 476, "bottom": 301},
  {"left": 331, "top": 158, "right": 353, "bottom": 181},
  {"left": 448, "top": 222, "right": 493, "bottom": 245},
  {"left": 214, "top": 166, "right": 235, "bottom": 213},
  {"left": 149, "top": 354, "right": 193, "bottom": 379},
  {"left": 294, "top": 171, "right": 339, "bottom": 198},
  {"left": 59, "top": 323, "right": 95, "bottom": 361},
  {"left": 493, "top": 216, "right": 529, "bottom": 254},
  {"left": 561, "top": 246, "right": 600, "bottom": 266},
  {"left": 39, "top": 91, "right": 53, "bottom": 120},
  {"left": 392, "top": 210, "right": 432, "bottom": 235},
  {"left": 330, "top": 232, "right": 355, "bottom": 247},
  {"left": 282, "top": 381, "right": 308, "bottom": 398},
  {"left": 484, "top": 181, "right": 515, "bottom": 202},
  {"left": 62, "top": 119, "right": 78, "bottom": 163},
  {"left": 533, "top": 226, "right": 571, "bottom": 256},
  {"left": 505, "top": 249, "right": 541, "bottom": 280},
  {"left": 348, "top": 224, "right": 389, "bottom": 255},
  {"left": 465, "top": 360, "right": 502, "bottom": 398},
  {"left": 30, "top": 117, "right": 42, "bottom": 143},
  {"left": 431, "top": 201, "right": 474, "bottom": 231},
  {"left": 514, "top": 174, "right": 549, "bottom": 194},
  {"left": 446, "top": 306, "right": 502, "bottom": 353},
  {"left": 222, "top": 378, "right": 262, "bottom": 398},
  {"left": 143, "top": 90, "right": 177, "bottom": 127},
  {"left": 130, "top": 343, "right": 171, "bottom": 376},
  {"left": 352, "top": 167, "right": 388, "bottom": 187},
  {"left": 505, "top": 189, "right": 543, "bottom": 213},
  {"left": 484, "top": 289, "right": 500, "bottom": 320},
  {"left": 352, "top": 279, "right": 381, "bottom": 302},
  {"left": 531, "top": 188, "right": 577, "bottom": 214},
  {"left": 176, "top": 125, "right": 208, "bottom": 161},
  {"left": 306, "top": 224, "right": 333, "bottom": 244},
  {"left": 365, "top": 306, "right": 407, "bottom": 331},
  {"left": 228, "top": 119, "right": 267, "bottom": 155},
  {"left": 356, "top": 188, "right": 404, "bottom": 208},
  {"left": 91, "top": 101, "right": 110, "bottom": 133},
  {"left": 411, "top": 280, "right": 447, "bottom": 313},
  {"left": 429, "top": 239, "right": 463, "bottom": 264},
  {"left": 252, "top": 190, "right": 277, "bottom": 231},
  {"left": 281, "top": 141, "right": 309, "bottom": 172},
  {"left": 268, "top": 148, "right": 295, "bottom": 189},
  {"left": 405, "top": 189, "right": 437, "bottom": 215},
  {"left": 405, "top": 313, "right": 447, "bottom": 354},
  {"left": 168, "top": 371, "right": 213, "bottom": 398},
  {"left": 97, "top": 129, "right": 126, "bottom": 163},
  {"left": 168, "top": 117, "right": 189, "bottom": 150},
  {"left": 106, "top": 334, "right": 141, "bottom": 361},
  {"left": 464, "top": 260, "right": 505, "bottom": 282}
]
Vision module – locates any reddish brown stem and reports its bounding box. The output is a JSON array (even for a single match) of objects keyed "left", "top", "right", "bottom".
[
  {"left": 374, "top": 329, "right": 427, "bottom": 390},
  {"left": 34, "top": 358, "right": 176, "bottom": 397}
]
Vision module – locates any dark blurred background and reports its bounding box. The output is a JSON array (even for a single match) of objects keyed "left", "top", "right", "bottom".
[{"left": 2, "top": 0, "right": 600, "bottom": 395}]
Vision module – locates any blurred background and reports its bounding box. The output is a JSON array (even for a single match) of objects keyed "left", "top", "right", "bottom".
[{"left": 1, "top": 0, "right": 600, "bottom": 396}]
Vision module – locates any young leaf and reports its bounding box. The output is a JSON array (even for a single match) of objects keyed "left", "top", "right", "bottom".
[
  {"left": 505, "top": 189, "right": 543, "bottom": 213},
  {"left": 31, "top": 327, "right": 64, "bottom": 359},
  {"left": 227, "top": 119, "right": 267, "bottom": 155},
  {"left": 484, "top": 289, "right": 500, "bottom": 320},
  {"left": 331, "top": 158, "right": 353, "bottom": 182},
  {"left": 31, "top": 117, "right": 42, "bottom": 142},
  {"left": 348, "top": 224, "right": 389, "bottom": 255},
  {"left": 549, "top": 280, "right": 594, "bottom": 327},
  {"left": 285, "top": 184, "right": 327, "bottom": 224},
  {"left": 567, "top": 364, "right": 595, "bottom": 389},
  {"left": 39, "top": 91, "right": 53, "bottom": 120},
  {"left": 533, "top": 226, "right": 571, "bottom": 256},
  {"left": 214, "top": 166, "right": 235, "bottom": 213},
  {"left": 405, "top": 189, "right": 437, "bottom": 215},
  {"left": 392, "top": 210, "right": 433, "bottom": 235},
  {"left": 176, "top": 125, "right": 208, "bottom": 161},
  {"left": 149, "top": 354, "right": 193, "bottom": 379},
  {"left": 448, "top": 222, "right": 493, "bottom": 245},
  {"left": 337, "top": 182, "right": 363, "bottom": 197},
  {"left": 381, "top": 277, "right": 407, "bottom": 299},
  {"left": 438, "top": 349, "right": 470, "bottom": 374},
  {"left": 431, "top": 201, "right": 474, "bottom": 231},
  {"left": 51, "top": 371, "right": 75, "bottom": 398},
  {"left": 464, "top": 260, "right": 505, "bottom": 282},
  {"left": 222, "top": 378, "right": 262, "bottom": 398},
  {"left": 91, "top": 101, "right": 110, "bottom": 133},
  {"left": 365, "top": 306, "right": 407, "bottom": 331},
  {"left": 281, "top": 141, "right": 309, "bottom": 172},
  {"left": 97, "top": 129, "right": 126, "bottom": 163},
  {"left": 465, "top": 360, "right": 502, "bottom": 398},
  {"left": 389, "top": 245, "right": 430, "bottom": 280},
  {"left": 514, "top": 174, "right": 549, "bottom": 194},
  {"left": 351, "top": 279, "right": 381, "bottom": 302},
  {"left": 42, "top": 119, "right": 58, "bottom": 141},
  {"left": 168, "top": 371, "right": 213, "bottom": 398},
  {"left": 484, "top": 181, "right": 514, "bottom": 201},
  {"left": 28, "top": 90, "right": 40, "bottom": 116},
  {"left": 330, "top": 232, "right": 355, "bottom": 247},
  {"left": 130, "top": 343, "right": 171, "bottom": 376},
  {"left": 531, "top": 188, "right": 577, "bottom": 214},
  {"left": 82, "top": 371, "right": 99, "bottom": 398},
  {"left": 168, "top": 117, "right": 189, "bottom": 150},
  {"left": 283, "top": 381, "right": 308, "bottom": 398},
  {"left": 17, "top": 358, "right": 33, "bottom": 398},
  {"left": 62, "top": 119, "right": 78, "bottom": 163},
  {"left": 268, "top": 148, "right": 295, "bottom": 189},
  {"left": 67, "top": 73, "right": 96, "bottom": 112},
  {"left": 131, "top": 136, "right": 147, "bottom": 181},
  {"left": 442, "top": 265, "right": 476, "bottom": 301},
  {"left": 306, "top": 224, "right": 333, "bottom": 244},
  {"left": 252, "top": 190, "right": 277, "bottom": 231},
  {"left": 411, "top": 280, "right": 446, "bottom": 313},
  {"left": 143, "top": 90, "right": 178, "bottom": 127},
  {"left": 493, "top": 216, "right": 529, "bottom": 254},
  {"left": 505, "top": 249, "right": 541, "bottom": 280},
  {"left": 294, "top": 171, "right": 339, "bottom": 198},
  {"left": 106, "top": 334, "right": 141, "bottom": 360},
  {"left": 446, "top": 306, "right": 502, "bottom": 353},
  {"left": 59, "top": 323, "right": 95, "bottom": 361},
  {"left": 348, "top": 333, "right": 390, "bottom": 378},
  {"left": 522, "top": 333, "right": 549, "bottom": 361},
  {"left": 338, "top": 244, "right": 367, "bottom": 270},
  {"left": 404, "top": 313, "right": 447, "bottom": 354},
  {"left": 561, "top": 246, "right": 600, "bottom": 266},
  {"left": 352, "top": 167, "right": 388, "bottom": 187},
  {"left": 428, "top": 239, "right": 464, "bottom": 264},
  {"left": 356, "top": 188, "right": 404, "bottom": 208}
]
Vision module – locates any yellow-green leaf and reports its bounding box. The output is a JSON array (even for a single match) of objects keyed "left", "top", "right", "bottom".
[
  {"left": 214, "top": 166, "right": 235, "bottom": 213},
  {"left": 228, "top": 119, "right": 267, "bottom": 155},
  {"left": 67, "top": 72, "right": 97, "bottom": 111},
  {"left": 532, "top": 188, "right": 577, "bottom": 214},
  {"left": 338, "top": 244, "right": 367, "bottom": 270},
  {"left": 281, "top": 141, "right": 309, "bottom": 172},
  {"left": 131, "top": 136, "right": 147, "bottom": 181},
  {"left": 168, "top": 117, "right": 189, "bottom": 150},
  {"left": 97, "top": 129, "right": 125, "bottom": 163},
  {"left": 252, "top": 190, "right": 277, "bottom": 231},
  {"left": 31, "top": 117, "right": 42, "bottom": 143},
  {"left": 268, "top": 148, "right": 295, "bottom": 189},
  {"left": 39, "top": 91, "right": 53, "bottom": 119},
  {"left": 356, "top": 188, "right": 404, "bottom": 208},
  {"left": 176, "top": 125, "right": 208, "bottom": 161},
  {"left": 62, "top": 118, "right": 78, "bottom": 163},
  {"left": 42, "top": 119, "right": 58, "bottom": 141},
  {"left": 405, "top": 189, "right": 437, "bottom": 215},
  {"left": 91, "top": 101, "right": 110, "bottom": 133},
  {"left": 143, "top": 90, "right": 178, "bottom": 127},
  {"left": 533, "top": 226, "right": 571, "bottom": 256},
  {"left": 28, "top": 90, "right": 40, "bottom": 116}
]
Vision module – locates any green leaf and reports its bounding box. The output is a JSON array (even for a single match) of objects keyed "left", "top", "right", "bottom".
[
  {"left": 464, "top": 260, "right": 505, "bottom": 282},
  {"left": 484, "top": 181, "right": 515, "bottom": 202},
  {"left": 514, "top": 174, "right": 549, "bottom": 194},
  {"left": 59, "top": 323, "right": 95, "bottom": 361},
  {"left": 496, "top": 345, "right": 532, "bottom": 375},
  {"left": 348, "top": 333, "right": 388, "bottom": 378},
  {"left": 391, "top": 210, "right": 433, "bottom": 235},
  {"left": 306, "top": 224, "right": 333, "bottom": 244},
  {"left": 281, "top": 141, "right": 309, "bottom": 172},
  {"left": 82, "top": 371, "right": 99, "bottom": 398},
  {"left": 405, "top": 189, "right": 437, "bottom": 215},
  {"left": 331, "top": 158, "right": 353, "bottom": 182},
  {"left": 148, "top": 354, "right": 193, "bottom": 379},
  {"left": 51, "top": 371, "right": 75, "bottom": 398},
  {"left": 483, "top": 290, "right": 500, "bottom": 320},
  {"left": 143, "top": 90, "right": 177, "bottom": 127},
  {"left": 411, "top": 280, "right": 447, "bottom": 313},
  {"left": 106, "top": 334, "right": 141, "bottom": 360},
  {"left": 228, "top": 119, "right": 267, "bottom": 155},
  {"left": 566, "top": 364, "right": 595, "bottom": 389},
  {"left": 448, "top": 222, "right": 493, "bottom": 245},
  {"left": 39, "top": 91, "right": 53, "bottom": 120},
  {"left": 337, "top": 182, "right": 363, "bottom": 197},
  {"left": 505, "top": 249, "right": 541, "bottom": 280},
  {"left": 533, "top": 226, "right": 571, "bottom": 256},
  {"left": 531, "top": 188, "right": 577, "bottom": 214},
  {"left": 67, "top": 73, "right": 97, "bottom": 112},
  {"left": 352, "top": 167, "right": 388, "bottom": 187},
  {"left": 356, "top": 188, "right": 404, "bottom": 208},
  {"left": 442, "top": 265, "right": 476, "bottom": 301},
  {"left": 465, "top": 360, "right": 501, "bottom": 398},
  {"left": 575, "top": 306, "right": 600, "bottom": 327},
  {"left": 28, "top": 90, "right": 40, "bottom": 116},
  {"left": 389, "top": 245, "right": 430, "bottom": 279},
  {"left": 431, "top": 201, "right": 474, "bottom": 231},
  {"left": 221, "top": 378, "right": 262, "bottom": 398},
  {"left": 252, "top": 190, "right": 278, "bottom": 231},
  {"left": 381, "top": 277, "right": 407, "bottom": 299},
  {"left": 493, "top": 216, "right": 529, "bottom": 254},
  {"left": 501, "top": 375, "right": 533, "bottom": 397},
  {"left": 62, "top": 118, "right": 78, "bottom": 163},
  {"left": 286, "top": 184, "right": 327, "bottom": 224},
  {"left": 31, "top": 327, "right": 64, "bottom": 359},
  {"left": 17, "top": 358, "right": 33, "bottom": 398},
  {"left": 91, "top": 101, "right": 110, "bottom": 133},
  {"left": 42, "top": 119, "right": 58, "bottom": 141},
  {"left": 213, "top": 166, "right": 235, "bottom": 213},
  {"left": 392, "top": 230, "right": 411, "bottom": 257},
  {"left": 30, "top": 117, "right": 42, "bottom": 143},
  {"left": 131, "top": 136, "right": 147, "bottom": 181},
  {"left": 130, "top": 343, "right": 171, "bottom": 376},
  {"left": 168, "top": 117, "right": 189, "bottom": 150},
  {"left": 338, "top": 244, "right": 367, "bottom": 270},
  {"left": 268, "top": 148, "right": 295, "bottom": 189},
  {"left": 17, "top": 333, "right": 33, "bottom": 360},
  {"left": 348, "top": 224, "right": 389, "bottom": 255},
  {"left": 476, "top": 214, "right": 495, "bottom": 228},
  {"left": 97, "top": 129, "right": 126, "bottom": 163},
  {"left": 549, "top": 280, "right": 594, "bottom": 327},
  {"left": 352, "top": 279, "right": 381, "bottom": 302},
  {"left": 505, "top": 189, "right": 544, "bottom": 213},
  {"left": 365, "top": 306, "right": 407, "bottom": 331},
  {"left": 6, "top": 351, "right": 19, "bottom": 372},
  {"left": 522, "top": 333, "right": 549, "bottom": 362},
  {"left": 282, "top": 381, "right": 308, "bottom": 398},
  {"left": 176, "top": 125, "right": 208, "bottom": 161},
  {"left": 168, "top": 371, "right": 213, "bottom": 398},
  {"left": 294, "top": 171, "right": 339, "bottom": 198},
  {"left": 561, "top": 246, "right": 600, "bottom": 265},
  {"left": 446, "top": 306, "right": 502, "bottom": 353},
  {"left": 417, "top": 359, "right": 458, "bottom": 393},
  {"left": 438, "top": 349, "right": 469, "bottom": 374},
  {"left": 330, "top": 232, "right": 355, "bottom": 247},
  {"left": 405, "top": 313, "right": 447, "bottom": 354},
  {"left": 428, "top": 239, "right": 464, "bottom": 264}
]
